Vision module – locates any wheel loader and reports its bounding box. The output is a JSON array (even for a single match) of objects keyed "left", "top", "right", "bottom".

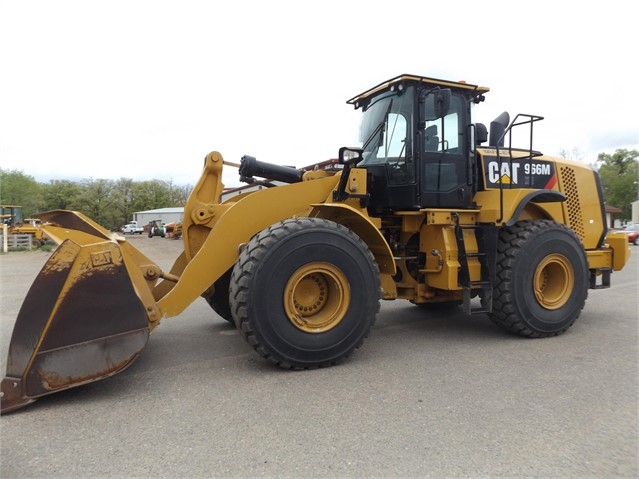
[
  {"left": 1, "top": 205, "right": 51, "bottom": 248},
  {"left": 0, "top": 74, "right": 630, "bottom": 413}
]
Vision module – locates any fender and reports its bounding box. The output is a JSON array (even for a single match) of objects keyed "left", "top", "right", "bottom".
[
  {"left": 504, "top": 190, "right": 566, "bottom": 227},
  {"left": 309, "top": 203, "right": 396, "bottom": 276}
]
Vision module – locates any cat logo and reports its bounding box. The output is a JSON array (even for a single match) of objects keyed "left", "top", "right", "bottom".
[{"left": 488, "top": 161, "right": 520, "bottom": 185}]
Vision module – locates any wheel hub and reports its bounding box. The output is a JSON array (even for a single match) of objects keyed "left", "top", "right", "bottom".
[
  {"left": 284, "top": 262, "right": 350, "bottom": 333},
  {"left": 534, "top": 254, "right": 574, "bottom": 310}
]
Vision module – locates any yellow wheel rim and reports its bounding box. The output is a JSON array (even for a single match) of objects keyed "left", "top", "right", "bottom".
[
  {"left": 284, "top": 262, "right": 350, "bottom": 333},
  {"left": 534, "top": 254, "right": 574, "bottom": 310}
]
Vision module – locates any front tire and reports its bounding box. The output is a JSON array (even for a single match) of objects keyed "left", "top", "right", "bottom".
[
  {"left": 229, "top": 218, "right": 381, "bottom": 369},
  {"left": 489, "top": 220, "right": 588, "bottom": 337}
]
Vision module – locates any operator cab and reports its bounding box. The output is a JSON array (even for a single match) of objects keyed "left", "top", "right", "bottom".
[{"left": 343, "top": 74, "right": 489, "bottom": 213}]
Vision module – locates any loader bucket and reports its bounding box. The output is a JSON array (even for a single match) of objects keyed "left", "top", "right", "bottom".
[{"left": 1, "top": 212, "right": 159, "bottom": 413}]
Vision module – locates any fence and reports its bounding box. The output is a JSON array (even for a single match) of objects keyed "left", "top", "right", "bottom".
[{"left": 0, "top": 234, "right": 34, "bottom": 252}]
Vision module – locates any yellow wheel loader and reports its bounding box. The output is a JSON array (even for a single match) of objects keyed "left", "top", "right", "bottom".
[
  {"left": 1, "top": 205, "right": 51, "bottom": 248},
  {"left": 9, "top": 218, "right": 51, "bottom": 248},
  {"left": 1, "top": 74, "right": 630, "bottom": 413}
]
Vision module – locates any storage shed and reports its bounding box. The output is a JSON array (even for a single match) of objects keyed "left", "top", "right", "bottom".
[{"left": 131, "top": 207, "right": 184, "bottom": 226}]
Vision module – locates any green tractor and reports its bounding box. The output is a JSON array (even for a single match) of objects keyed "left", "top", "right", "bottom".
[{"left": 147, "top": 219, "right": 166, "bottom": 238}]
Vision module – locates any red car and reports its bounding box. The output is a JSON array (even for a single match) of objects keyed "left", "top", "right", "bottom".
[{"left": 619, "top": 224, "right": 639, "bottom": 245}]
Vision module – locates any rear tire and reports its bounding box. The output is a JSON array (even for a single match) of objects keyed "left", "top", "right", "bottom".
[
  {"left": 489, "top": 220, "right": 588, "bottom": 337},
  {"left": 229, "top": 218, "right": 380, "bottom": 369}
]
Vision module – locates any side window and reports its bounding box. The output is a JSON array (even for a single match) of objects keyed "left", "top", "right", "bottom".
[
  {"left": 383, "top": 113, "right": 408, "bottom": 158},
  {"left": 442, "top": 111, "right": 459, "bottom": 151},
  {"left": 422, "top": 94, "right": 465, "bottom": 193},
  {"left": 423, "top": 96, "right": 462, "bottom": 153}
]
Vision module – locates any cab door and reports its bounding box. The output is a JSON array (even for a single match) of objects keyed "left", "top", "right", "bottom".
[{"left": 418, "top": 91, "right": 473, "bottom": 208}]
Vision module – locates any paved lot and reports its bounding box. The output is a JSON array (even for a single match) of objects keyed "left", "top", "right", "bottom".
[{"left": 1, "top": 235, "right": 637, "bottom": 478}]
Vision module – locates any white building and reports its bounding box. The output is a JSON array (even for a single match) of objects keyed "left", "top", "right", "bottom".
[{"left": 132, "top": 207, "right": 184, "bottom": 226}]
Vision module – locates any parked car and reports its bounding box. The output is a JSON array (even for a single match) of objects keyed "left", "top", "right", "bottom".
[
  {"left": 121, "top": 222, "right": 144, "bottom": 235},
  {"left": 619, "top": 224, "right": 639, "bottom": 245}
]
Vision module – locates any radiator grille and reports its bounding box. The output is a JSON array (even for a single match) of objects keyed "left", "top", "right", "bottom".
[{"left": 559, "top": 166, "right": 585, "bottom": 240}]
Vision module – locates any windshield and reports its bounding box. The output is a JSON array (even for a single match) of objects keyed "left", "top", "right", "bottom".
[{"left": 357, "top": 86, "right": 414, "bottom": 166}]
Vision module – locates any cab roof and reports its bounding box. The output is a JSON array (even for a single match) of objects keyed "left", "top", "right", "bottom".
[{"left": 347, "top": 74, "right": 490, "bottom": 108}]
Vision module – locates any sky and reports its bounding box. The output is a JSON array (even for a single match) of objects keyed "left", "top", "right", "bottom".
[{"left": 1, "top": 0, "right": 638, "bottom": 189}]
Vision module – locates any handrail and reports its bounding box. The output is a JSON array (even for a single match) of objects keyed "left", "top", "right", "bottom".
[{"left": 495, "top": 114, "right": 544, "bottom": 223}]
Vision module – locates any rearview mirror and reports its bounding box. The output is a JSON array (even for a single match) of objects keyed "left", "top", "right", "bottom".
[{"left": 419, "top": 88, "right": 451, "bottom": 123}]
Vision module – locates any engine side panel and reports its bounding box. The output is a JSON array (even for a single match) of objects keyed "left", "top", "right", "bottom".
[{"left": 477, "top": 150, "right": 607, "bottom": 249}]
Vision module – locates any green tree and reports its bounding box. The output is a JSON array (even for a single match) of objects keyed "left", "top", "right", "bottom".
[
  {"left": 131, "top": 180, "right": 174, "bottom": 212},
  {"left": 42, "top": 179, "right": 81, "bottom": 210},
  {"left": 72, "top": 179, "right": 117, "bottom": 229},
  {"left": 170, "top": 183, "right": 193, "bottom": 206},
  {"left": 111, "top": 177, "right": 136, "bottom": 227},
  {"left": 0, "top": 170, "right": 192, "bottom": 230},
  {"left": 0, "top": 169, "right": 44, "bottom": 216},
  {"left": 596, "top": 149, "right": 639, "bottom": 220}
]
